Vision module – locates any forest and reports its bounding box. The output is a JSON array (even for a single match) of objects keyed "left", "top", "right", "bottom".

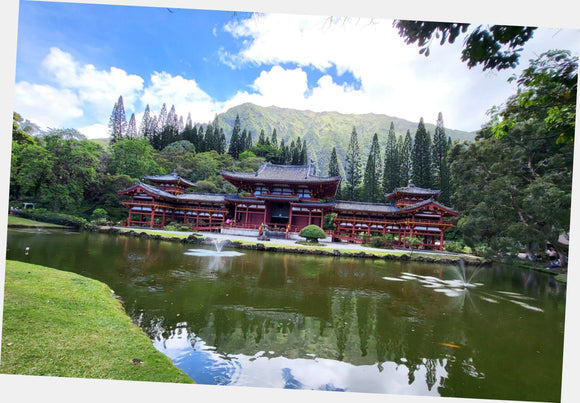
[{"left": 9, "top": 50, "right": 576, "bottom": 258}]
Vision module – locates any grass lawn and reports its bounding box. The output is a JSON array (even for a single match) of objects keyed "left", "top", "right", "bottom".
[
  {"left": 117, "top": 228, "right": 194, "bottom": 239},
  {"left": 0, "top": 260, "right": 193, "bottom": 384},
  {"left": 7, "top": 216, "right": 69, "bottom": 229}
]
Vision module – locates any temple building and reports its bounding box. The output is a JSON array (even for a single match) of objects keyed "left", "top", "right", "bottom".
[
  {"left": 118, "top": 171, "right": 228, "bottom": 231},
  {"left": 118, "top": 163, "right": 458, "bottom": 250},
  {"left": 220, "top": 163, "right": 340, "bottom": 235}
]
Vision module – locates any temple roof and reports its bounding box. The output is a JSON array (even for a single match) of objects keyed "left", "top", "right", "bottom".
[
  {"left": 178, "top": 193, "right": 227, "bottom": 203},
  {"left": 118, "top": 182, "right": 176, "bottom": 199},
  {"left": 118, "top": 182, "right": 226, "bottom": 204},
  {"left": 333, "top": 198, "right": 459, "bottom": 216},
  {"left": 144, "top": 170, "right": 196, "bottom": 188},
  {"left": 333, "top": 201, "right": 400, "bottom": 214},
  {"left": 220, "top": 162, "right": 341, "bottom": 184},
  {"left": 385, "top": 182, "right": 440, "bottom": 199}
]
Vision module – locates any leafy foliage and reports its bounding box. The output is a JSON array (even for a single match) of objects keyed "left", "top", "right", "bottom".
[
  {"left": 394, "top": 21, "right": 536, "bottom": 71},
  {"left": 299, "top": 224, "right": 327, "bottom": 243},
  {"left": 450, "top": 51, "right": 575, "bottom": 258}
]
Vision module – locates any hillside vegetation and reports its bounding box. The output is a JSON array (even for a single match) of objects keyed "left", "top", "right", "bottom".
[{"left": 217, "top": 103, "right": 475, "bottom": 174}]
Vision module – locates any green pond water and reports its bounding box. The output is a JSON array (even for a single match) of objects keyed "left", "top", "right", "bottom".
[{"left": 5, "top": 229, "right": 566, "bottom": 401}]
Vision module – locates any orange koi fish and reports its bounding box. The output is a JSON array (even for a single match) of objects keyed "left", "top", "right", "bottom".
[{"left": 439, "top": 342, "right": 461, "bottom": 349}]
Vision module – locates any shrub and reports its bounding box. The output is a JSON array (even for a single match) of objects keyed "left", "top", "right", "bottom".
[
  {"left": 299, "top": 225, "right": 327, "bottom": 243},
  {"left": 370, "top": 236, "right": 386, "bottom": 248},
  {"left": 16, "top": 209, "right": 90, "bottom": 229},
  {"left": 323, "top": 213, "right": 337, "bottom": 231},
  {"left": 91, "top": 208, "right": 108, "bottom": 221}
]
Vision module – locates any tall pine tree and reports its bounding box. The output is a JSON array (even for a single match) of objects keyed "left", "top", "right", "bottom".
[
  {"left": 228, "top": 114, "right": 242, "bottom": 158},
  {"left": 412, "top": 118, "right": 433, "bottom": 188},
  {"left": 108, "top": 95, "right": 127, "bottom": 144},
  {"left": 432, "top": 112, "right": 451, "bottom": 204},
  {"left": 344, "top": 126, "right": 362, "bottom": 200},
  {"left": 127, "top": 113, "right": 137, "bottom": 139},
  {"left": 382, "top": 122, "right": 400, "bottom": 193},
  {"left": 139, "top": 104, "right": 154, "bottom": 139},
  {"left": 399, "top": 130, "right": 413, "bottom": 187},
  {"left": 363, "top": 133, "right": 383, "bottom": 202},
  {"left": 328, "top": 146, "right": 341, "bottom": 199}
]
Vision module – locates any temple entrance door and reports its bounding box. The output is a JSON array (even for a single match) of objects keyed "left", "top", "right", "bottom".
[{"left": 269, "top": 202, "right": 290, "bottom": 229}]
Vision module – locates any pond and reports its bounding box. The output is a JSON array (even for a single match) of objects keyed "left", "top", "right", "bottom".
[{"left": 5, "top": 228, "right": 566, "bottom": 402}]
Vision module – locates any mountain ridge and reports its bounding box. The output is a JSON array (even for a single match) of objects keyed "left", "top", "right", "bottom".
[{"left": 216, "top": 103, "right": 476, "bottom": 175}]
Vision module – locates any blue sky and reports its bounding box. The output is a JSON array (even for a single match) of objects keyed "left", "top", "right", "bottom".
[{"left": 12, "top": 0, "right": 580, "bottom": 139}]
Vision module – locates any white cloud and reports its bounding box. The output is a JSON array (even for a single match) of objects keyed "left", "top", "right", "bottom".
[
  {"left": 221, "top": 13, "right": 580, "bottom": 131},
  {"left": 42, "top": 47, "right": 144, "bottom": 120},
  {"left": 141, "top": 71, "right": 222, "bottom": 123},
  {"left": 77, "top": 123, "right": 109, "bottom": 140},
  {"left": 14, "top": 47, "right": 145, "bottom": 136},
  {"left": 14, "top": 81, "right": 83, "bottom": 129}
]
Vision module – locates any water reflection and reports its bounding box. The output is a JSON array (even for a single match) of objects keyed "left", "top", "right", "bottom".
[
  {"left": 5, "top": 229, "right": 566, "bottom": 402},
  {"left": 150, "top": 321, "right": 447, "bottom": 394}
]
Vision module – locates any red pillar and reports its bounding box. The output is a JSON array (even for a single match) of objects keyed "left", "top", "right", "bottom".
[{"left": 149, "top": 207, "right": 155, "bottom": 228}]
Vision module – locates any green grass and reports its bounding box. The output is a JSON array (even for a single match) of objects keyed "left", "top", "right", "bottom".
[
  {"left": 116, "top": 228, "right": 195, "bottom": 240},
  {"left": 8, "top": 216, "right": 69, "bottom": 228},
  {"left": 0, "top": 260, "right": 194, "bottom": 384}
]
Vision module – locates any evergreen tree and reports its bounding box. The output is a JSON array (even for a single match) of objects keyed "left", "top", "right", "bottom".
[
  {"left": 412, "top": 118, "right": 432, "bottom": 188},
  {"left": 280, "top": 139, "right": 289, "bottom": 164},
  {"left": 291, "top": 137, "right": 303, "bottom": 165},
  {"left": 399, "top": 130, "right": 413, "bottom": 187},
  {"left": 328, "top": 147, "right": 340, "bottom": 177},
  {"left": 328, "top": 146, "right": 341, "bottom": 199},
  {"left": 108, "top": 95, "right": 127, "bottom": 143},
  {"left": 363, "top": 133, "right": 383, "bottom": 202},
  {"left": 239, "top": 129, "right": 247, "bottom": 154},
  {"left": 182, "top": 124, "right": 198, "bottom": 148},
  {"left": 138, "top": 104, "right": 152, "bottom": 139},
  {"left": 245, "top": 130, "right": 253, "bottom": 150},
  {"left": 432, "top": 112, "right": 451, "bottom": 204},
  {"left": 178, "top": 116, "right": 184, "bottom": 133},
  {"left": 300, "top": 140, "right": 308, "bottom": 165},
  {"left": 163, "top": 104, "right": 180, "bottom": 146},
  {"left": 258, "top": 129, "right": 267, "bottom": 146},
  {"left": 218, "top": 128, "right": 227, "bottom": 154},
  {"left": 185, "top": 113, "right": 193, "bottom": 130},
  {"left": 157, "top": 103, "right": 168, "bottom": 134},
  {"left": 228, "top": 114, "right": 242, "bottom": 158},
  {"left": 127, "top": 113, "right": 137, "bottom": 139},
  {"left": 382, "top": 122, "right": 400, "bottom": 193},
  {"left": 271, "top": 128, "right": 278, "bottom": 148},
  {"left": 204, "top": 123, "right": 214, "bottom": 152},
  {"left": 344, "top": 127, "right": 362, "bottom": 200}
]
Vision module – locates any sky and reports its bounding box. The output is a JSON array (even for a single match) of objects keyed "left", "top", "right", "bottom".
[{"left": 12, "top": 0, "right": 580, "bottom": 139}]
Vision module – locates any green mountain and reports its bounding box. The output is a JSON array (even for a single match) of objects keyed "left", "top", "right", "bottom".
[{"left": 216, "top": 103, "right": 476, "bottom": 176}]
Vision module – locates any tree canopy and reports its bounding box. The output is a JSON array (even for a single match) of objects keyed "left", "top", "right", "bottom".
[
  {"left": 450, "top": 50, "right": 576, "bottom": 257},
  {"left": 394, "top": 21, "right": 536, "bottom": 71}
]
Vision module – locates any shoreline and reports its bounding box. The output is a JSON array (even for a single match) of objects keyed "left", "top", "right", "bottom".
[{"left": 96, "top": 225, "right": 488, "bottom": 266}]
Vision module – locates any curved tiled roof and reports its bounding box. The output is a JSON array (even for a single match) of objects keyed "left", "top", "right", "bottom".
[
  {"left": 385, "top": 182, "right": 440, "bottom": 199},
  {"left": 118, "top": 182, "right": 226, "bottom": 203},
  {"left": 220, "top": 162, "right": 341, "bottom": 183},
  {"left": 144, "top": 170, "right": 196, "bottom": 188},
  {"left": 333, "top": 201, "right": 400, "bottom": 214}
]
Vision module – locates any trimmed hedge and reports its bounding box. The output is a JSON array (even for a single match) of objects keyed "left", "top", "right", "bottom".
[{"left": 15, "top": 209, "right": 90, "bottom": 229}]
